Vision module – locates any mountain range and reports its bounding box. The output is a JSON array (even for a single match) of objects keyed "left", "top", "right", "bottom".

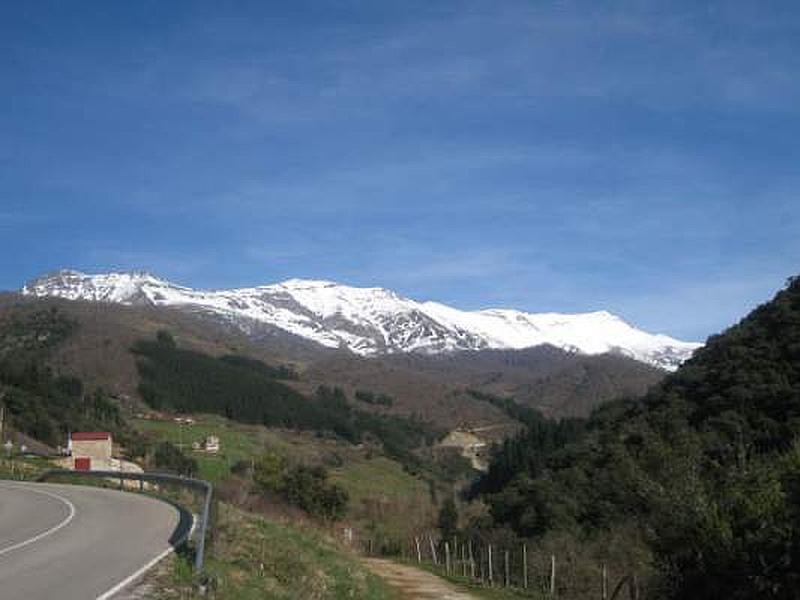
[{"left": 22, "top": 270, "right": 700, "bottom": 370}]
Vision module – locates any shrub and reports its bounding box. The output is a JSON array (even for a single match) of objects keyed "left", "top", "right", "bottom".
[{"left": 153, "top": 441, "right": 198, "bottom": 477}]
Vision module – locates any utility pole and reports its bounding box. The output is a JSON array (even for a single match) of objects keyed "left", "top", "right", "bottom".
[
  {"left": 4, "top": 440, "right": 13, "bottom": 477},
  {"left": 0, "top": 391, "right": 8, "bottom": 443}
]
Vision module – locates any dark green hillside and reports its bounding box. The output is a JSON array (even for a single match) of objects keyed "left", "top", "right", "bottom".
[
  {"left": 132, "top": 332, "right": 440, "bottom": 468},
  {"left": 656, "top": 275, "right": 800, "bottom": 449},
  {"left": 0, "top": 306, "right": 123, "bottom": 446},
  {"left": 476, "top": 276, "right": 800, "bottom": 599},
  {"left": 133, "top": 331, "right": 317, "bottom": 429}
]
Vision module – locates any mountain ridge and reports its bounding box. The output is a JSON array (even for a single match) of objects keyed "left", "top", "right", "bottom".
[{"left": 22, "top": 269, "right": 701, "bottom": 370}]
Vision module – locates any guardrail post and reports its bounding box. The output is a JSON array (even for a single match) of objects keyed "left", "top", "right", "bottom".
[{"left": 194, "top": 481, "right": 212, "bottom": 575}]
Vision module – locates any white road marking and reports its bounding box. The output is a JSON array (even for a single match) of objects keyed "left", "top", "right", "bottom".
[
  {"left": 95, "top": 510, "right": 195, "bottom": 600},
  {"left": 0, "top": 483, "right": 77, "bottom": 557},
  {"left": 0, "top": 481, "right": 193, "bottom": 599},
  {"left": 94, "top": 544, "right": 176, "bottom": 600}
]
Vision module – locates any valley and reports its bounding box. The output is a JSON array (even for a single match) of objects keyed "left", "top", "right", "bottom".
[
  {"left": 4, "top": 1, "right": 796, "bottom": 596},
  {"left": 4, "top": 273, "right": 798, "bottom": 599}
]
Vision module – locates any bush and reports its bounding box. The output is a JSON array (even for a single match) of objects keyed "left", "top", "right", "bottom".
[
  {"left": 354, "top": 389, "right": 394, "bottom": 406},
  {"left": 252, "top": 452, "right": 349, "bottom": 521},
  {"left": 153, "top": 441, "right": 198, "bottom": 477},
  {"left": 283, "top": 465, "right": 349, "bottom": 521},
  {"left": 438, "top": 497, "right": 458, "bottom": 540},
  {"left": 253, "top": 451, "right": 285, "bottom": 493}
]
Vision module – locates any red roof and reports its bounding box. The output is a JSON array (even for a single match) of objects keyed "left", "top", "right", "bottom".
[{"left": 71, "top": 432, "right": 112, "bottom": 441}]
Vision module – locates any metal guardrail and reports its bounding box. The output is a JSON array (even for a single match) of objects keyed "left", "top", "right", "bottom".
[{"left": 37, "top": 469, "right": 213, "bottom": 575}]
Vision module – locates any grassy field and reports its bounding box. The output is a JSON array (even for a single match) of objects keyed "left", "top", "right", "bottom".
[
  {"left": 133, "top": 415, "right": 268, "bottom": 481},
  {"left": 134, "top": 414, "right": 382, "bottom": 481},
  {"left": 331, "top": 456, "right": 428, "bottom": 505},
  {"left": 330, "top": 455, "right": 435, "bottom": 547},
  {"left": 132, "top": 414, "right": 438, "bottom": 547}
]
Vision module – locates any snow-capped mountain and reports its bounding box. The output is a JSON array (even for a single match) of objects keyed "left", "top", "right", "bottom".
[{"left": 22, "top": 270, "right": 701, "bottom": 370}]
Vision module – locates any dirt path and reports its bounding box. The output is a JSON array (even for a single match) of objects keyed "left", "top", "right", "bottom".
[{"left": 364, "top": 558, "right": 478, "bottom": 600}]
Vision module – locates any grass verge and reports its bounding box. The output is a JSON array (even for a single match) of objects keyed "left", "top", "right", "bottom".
[
  {"left": 0, "top": 455, "right": 53, "bottom": 480},
  {"left": 157, "top": 502, "right": 398, "bottom": 600}
]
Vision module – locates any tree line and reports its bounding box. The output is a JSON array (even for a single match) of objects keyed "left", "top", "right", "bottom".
[{"left": 133, "top": 331, "right": 441, "bottom": 471}]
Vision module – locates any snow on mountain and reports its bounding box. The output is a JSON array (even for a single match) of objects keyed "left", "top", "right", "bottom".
[{"left": 21, "top": 269, "right": 701, "bottom": 369}]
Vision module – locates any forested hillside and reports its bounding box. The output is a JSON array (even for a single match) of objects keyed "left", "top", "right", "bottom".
[
  {"left": 0, "top": 301, "right": 442, "bottom": 472},
  {"left": 309, "top": 345, "right": 666, "bottom": 424},
  {"left": 0, "top": 306, "right": 124, "bottom": 446},
  {"left": 132, "top": 332, "right": 441, "bottom": 469},
  {"left": 0, "top": 293, "right": 669, "bottom": 433},
  {"left": 475, "top": 276, "right": 800, "bottom": 599}
]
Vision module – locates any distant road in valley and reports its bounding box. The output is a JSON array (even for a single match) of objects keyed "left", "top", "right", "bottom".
[{"left": 0, "top": 481, "right": 185, "bottom": 599}]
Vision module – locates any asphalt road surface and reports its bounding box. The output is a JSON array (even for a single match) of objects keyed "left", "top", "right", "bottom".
[{"left": 0, "top": 481, "right": 186, "bottom": 600}]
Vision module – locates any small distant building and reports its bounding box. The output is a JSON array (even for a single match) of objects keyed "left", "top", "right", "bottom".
[
  {"left": 57, "top": 432, "right": 143, "bottom": 480},
  {"left": 69, "top": 432, "right": 112, "bottom": 471},
  {"left": 438, "top": 429, "right": 489, "bottom": 471},
  {"left": 204, "top": 435, "right": 220, "bottom": 454}
]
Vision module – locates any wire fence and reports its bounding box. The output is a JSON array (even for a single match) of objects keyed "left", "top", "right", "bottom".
[{"left": 363, "top": 533, "right": 643, "bottom": 600}]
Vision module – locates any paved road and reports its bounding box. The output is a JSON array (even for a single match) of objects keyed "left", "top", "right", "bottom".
[{"left": 0, "top": 481, "right": 186, "bottom": 600}]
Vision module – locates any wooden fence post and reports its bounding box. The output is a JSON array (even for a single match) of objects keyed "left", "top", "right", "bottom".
[
  {"left": 469, "top": 541, "right": 476, "bottom": 579},
  {"left": 445, "top": 542, "right": 451, "bottom": 575},
  {"left": 602, "top": 564, "right": 608, "bottom": 600},
  {"left": 488, "top": 545, "right": 493, "bottom": 586},
  {"left": 549, "top": 554, "right": 556, "bottom": 596},
  {"left": 523, "top": 544, "right": 528, "bottom": 589},
  {"left": 609, "top": 575, "right": 633, "bottom": 600}
]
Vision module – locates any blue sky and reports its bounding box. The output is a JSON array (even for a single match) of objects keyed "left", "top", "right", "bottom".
[{"left": 1, "top": 1, "right": 798, "bottom": 341}]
